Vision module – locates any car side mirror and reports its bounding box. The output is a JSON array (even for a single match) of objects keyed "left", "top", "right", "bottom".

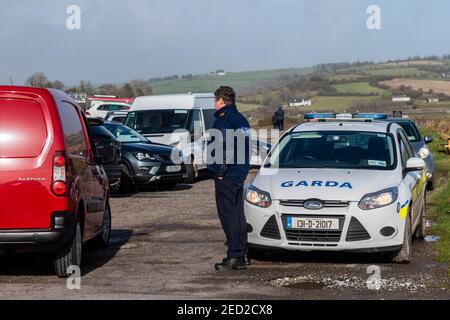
[
  {"left": 424, "top": 135, "right": 433, "bottom": 144},
  {"left": 405, "top": 157, "right": 426, "bottom": 172}
]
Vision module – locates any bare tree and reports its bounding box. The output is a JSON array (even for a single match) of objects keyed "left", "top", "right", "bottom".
[
  {"left": 130, "top": 79, "right": 153, "bottom": 96},
  {"left": 50, "top": 80, "right": 65, "bottom": 90},
  {"left": 26, "top": 72, "right": 49, "bottom": 88}
]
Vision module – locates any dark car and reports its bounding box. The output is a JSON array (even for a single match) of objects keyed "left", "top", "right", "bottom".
[
  {"left": 102, "top": 121, "right": 187, "bottom": 192},
  {"left": 88, "top": 118, "right": 123, "bottom": 189},
  {"left": 0, "top": 86, "right": 112, "bottom": 278},
  {"left": 384, "top": 117, "right": 435, "bottom": 189}
]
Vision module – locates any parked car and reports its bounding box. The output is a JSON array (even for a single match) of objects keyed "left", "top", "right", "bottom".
[
  {"left": 86, "top": 102, "right": 131, "bottom": 119},
  {"left": 384, "top": 117, "right": 435, "bottom": 190},
  {"left": 246, "top": 113, "right": 427, "bottom": 263},
  {"left": 0, "top": 86, "right": 112, "bottom": 277},
  {"left": 102, "top": 121, "right": 187, "bottom": 192},
  {"left": 104, "top": 111, "right": 129, "bottom": 124},
  {"left": 125, "top": 93, "right": 216, "bottom": 183},
  {"left": 87, "top": 118, "right": 123, "bottom": 190}
]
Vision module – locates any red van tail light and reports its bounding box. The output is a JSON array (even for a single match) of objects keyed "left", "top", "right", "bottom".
[
  {"left": 52, "top": 181, "right": 67, "bottom": 195},
  {"left": 52, "top": 152, "right": 67, "bottom": 196}
]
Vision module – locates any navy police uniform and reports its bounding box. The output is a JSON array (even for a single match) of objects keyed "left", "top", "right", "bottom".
[{"left": 208, "top": 104, "right": 251, "bottom": 260}]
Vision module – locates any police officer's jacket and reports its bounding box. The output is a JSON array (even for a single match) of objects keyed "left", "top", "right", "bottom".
[{"left": 207, "top": 104, "right": 251, "bottom": 183}]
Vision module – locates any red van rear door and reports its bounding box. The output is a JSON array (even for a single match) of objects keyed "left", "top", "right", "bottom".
[{"left": 0, "top": 96, "right": 60, "bottom": 229}]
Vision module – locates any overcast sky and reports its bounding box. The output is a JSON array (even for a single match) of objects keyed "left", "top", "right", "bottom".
[{"left": 1, "top": 0, "right": 449, "bottom": 85}]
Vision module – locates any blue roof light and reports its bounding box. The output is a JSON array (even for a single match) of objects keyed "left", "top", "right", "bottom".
[
  {"left": 304, "top": 113, "right": 335, "bottom": 120},
  {"left": 353, "top": 113, "right": 388, "bottom": 120}
]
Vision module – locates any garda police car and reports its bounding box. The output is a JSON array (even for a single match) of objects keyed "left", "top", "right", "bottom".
[{"left": 244, "top": 113, "right": 427, "bottom": 262}]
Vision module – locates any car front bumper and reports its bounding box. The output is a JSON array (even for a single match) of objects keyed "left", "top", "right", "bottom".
[
  {"left": 245, "top": 200, "right": 406, "bottom": 252},
  {"left": 132, "top": 161, "right": 187, "bottom": 185}
]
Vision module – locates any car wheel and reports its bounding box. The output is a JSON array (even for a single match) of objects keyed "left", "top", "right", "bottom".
[
  {"left": 54, "top": 221, "right": 82, "bottom": 278},
  {"left": 119, "top": 164, "right": 133, "bottom": 193},
  {"left": 390, "top": 213, "right": 412, "bottom": 263},
  {"left": 92, "top": 202, "right": 112, "bottom": 248},
  {"left": 426, "top": 180, "right": 434, "bottom": 191},
  {"left": 185, "top": 157, "right": 198, "bottom": 184},
  {"left": 414, "top": 197, "right": 426, "bottom": 239}
]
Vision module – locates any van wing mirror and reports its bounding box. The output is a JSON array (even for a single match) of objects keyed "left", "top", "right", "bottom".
[
  {"left": 405, "top": 157, "right": 426, "bottom": 172},
  {"left": 424, "top": 135, "right": 433, "bottom": 144}
]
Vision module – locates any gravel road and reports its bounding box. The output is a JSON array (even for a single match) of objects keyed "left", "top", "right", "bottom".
[{"left": 0, "top": 170, "right": 449, "bottom": 299}]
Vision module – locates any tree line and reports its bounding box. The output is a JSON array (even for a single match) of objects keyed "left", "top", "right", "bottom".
[{"left": 25, "top": 72, "right": 153, "bottom": 98}]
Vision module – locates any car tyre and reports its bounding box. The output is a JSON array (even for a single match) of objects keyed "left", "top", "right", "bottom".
[
  {"left": 426, "top": 180, "right": 434, "bottom": 191},
  {"left": 390, "top": 213, "right": 412, "bottom": 263},
  {"left": 119, "top": 164, "right": 133, "bottom": 193},
  {"left": 414, "top": 197, "right": 426, "bottom": 239},
  {"left": 92, "top": 201, "right": 112, "bottom": 248},
  {"left": 54, "top": 221, "right": 82, "bottom": 278},
  {"left": 185, "top": 157, "right": 198, "bottom": 184}
]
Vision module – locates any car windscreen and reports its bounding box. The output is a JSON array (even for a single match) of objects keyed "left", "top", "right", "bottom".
[
  {"left": 266, "top": 131, "right": 396, "bottom": 170},
  {"left": 396, "top": 122, "right": 421, "bottom": 142},
  {"left": 125, "top": 109, "right": 190, "bottom": 134},
  {"left": 103, "top": 123, "right": 150, "bottom": 143}
]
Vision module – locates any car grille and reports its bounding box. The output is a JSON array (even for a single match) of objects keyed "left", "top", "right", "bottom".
[
  {"left": 260, "top": 215, "right": 281, "bottom": 240},
  {"left": 157, "top": 174, "right": 185, "bottom": 182},
  {"left": 158, "top": 154, "right": 173, "bottom": 162},
  {"left": 279, "top": 199, "right": 349, "bottom": 208},
  {"left": 346, "top": 217, "right": 371, "bottom": 242},
  {"left": 281, "top": 215, "right": 345, "bottom": 242}
]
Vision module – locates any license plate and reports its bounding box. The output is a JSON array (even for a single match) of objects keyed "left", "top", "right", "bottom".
[
  {"left": 287, "top": 216, "right": 339, "bottom": 230},
  {"left": 336, "top": 113, "right": 353, "bottom": 120},
  {"left": 165, "top": 165, "right": 181, "bottom": 173}
]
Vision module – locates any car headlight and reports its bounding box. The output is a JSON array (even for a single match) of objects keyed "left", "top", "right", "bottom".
[
  {"left": 418, "top": 146, "right": 430, "bottom": 159},
  {"left": 358, "top": 187, "right": 398, "bottom": 210},
  {"left": 245, "top": 185, "right": 272, "bottom": 208},
  {"left": 133, "top": 152, "right": 157, "bottom": 161}
]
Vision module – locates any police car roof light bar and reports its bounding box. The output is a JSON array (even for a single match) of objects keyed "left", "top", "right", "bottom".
[{"left": 304, "top": 113, "right": 388, "bottom": 122}]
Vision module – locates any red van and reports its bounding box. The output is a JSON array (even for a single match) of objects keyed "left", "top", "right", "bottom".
[{"left": 0, "top": 86, "right": 112, "bottom": 277}]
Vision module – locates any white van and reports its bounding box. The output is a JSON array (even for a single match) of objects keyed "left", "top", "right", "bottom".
[{"left": 125, "top": 93, "right": 216, "bottom": 183}]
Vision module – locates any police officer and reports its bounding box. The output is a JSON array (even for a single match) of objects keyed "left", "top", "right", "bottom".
[{"left": 208, "top": 86, "right": 251, "bottom": 271}]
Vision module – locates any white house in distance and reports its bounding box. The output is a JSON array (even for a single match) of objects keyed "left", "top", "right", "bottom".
[
  {"left": 289, "top": 97, "right": 312, "bottom": 107},
  {"left": 426, "top": 96, "right": 439, "bottom": 103},
  {"left": 392, "top": 95, "right": 411, "bottom": 103},
  {"left": 216, "top": 69, "right": 227, "bottom": 76}
]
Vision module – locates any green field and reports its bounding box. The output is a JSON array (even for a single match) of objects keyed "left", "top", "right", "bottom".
[
  {"left": 306, "top": 96, "right": 378, "bottom": 112},
  {"left": 236, "top": 102, "right": 260, "bottom": 112},
  {"left": 365, "top": 67, "right": 431, "bottom": 77},
  {"left": 334, "top": 82, "right": 389, "bottom": 96},
  {"left": 150, "top": 67, "right": 313, "bottom": 95}
]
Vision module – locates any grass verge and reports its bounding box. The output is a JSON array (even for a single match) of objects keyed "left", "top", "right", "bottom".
[{"left": 422, "top": 128, "right": 450, "bottom": 264}]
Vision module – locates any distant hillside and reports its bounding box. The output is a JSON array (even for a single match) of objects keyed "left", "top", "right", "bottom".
[{"left": 149, "top": 67, "right": 313, "bottom": 95}]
